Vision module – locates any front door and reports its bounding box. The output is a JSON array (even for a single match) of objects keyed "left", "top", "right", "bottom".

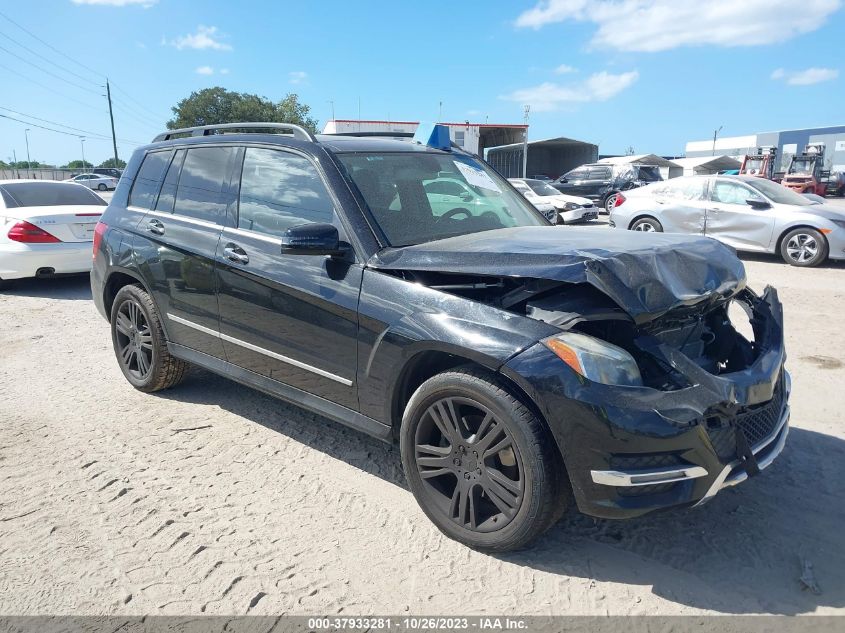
[
  {"left": 705, "top": 179, "right": 775, "bottom": 251},
  {"left": 215, "top": 146, "right": 361, "bottom": 409}
]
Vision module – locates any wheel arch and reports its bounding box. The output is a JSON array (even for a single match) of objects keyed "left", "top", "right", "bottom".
[
  {"left": 775, "top": 223, "right": 829, "bottom": 254},
  {"left": 103, "top": 268, "right": 156, "bottom": 320},
  {"left": 627, "top": 213, "right": 660, "bottom": 230}
]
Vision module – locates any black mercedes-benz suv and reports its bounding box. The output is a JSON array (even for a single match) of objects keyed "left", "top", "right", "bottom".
[{"left": 91, "top": 123, "right": 790, "bottom": 551}]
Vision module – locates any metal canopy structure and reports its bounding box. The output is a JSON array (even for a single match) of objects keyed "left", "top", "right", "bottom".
[
  {"left": 486, "top": 136, "right": 598, "bottom": 179},
  {"left": 672, "top": 156, "right": 742, "bottom": 176}
]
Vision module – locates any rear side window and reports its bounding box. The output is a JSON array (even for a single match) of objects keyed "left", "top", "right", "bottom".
[
  {"left": 237, "top": 148, "right": 334, "bottom": 237},
  {"left": 154, "top": 150, "right": 185, "bottom": 213},
  {"left": 173, "top": 146, "right": 237, "bottom": 223},
  {"left": 588, "top": 167, "right": 611, "bottom": 179},
  {"left": 129, "top": 150, "right": 172, "bottom": 209},
  {"left": 0, "top": 182, "right": 106, "bottom": 207},
  {"left": 564, "top": 169, "right": 587, "bottom": 180}
]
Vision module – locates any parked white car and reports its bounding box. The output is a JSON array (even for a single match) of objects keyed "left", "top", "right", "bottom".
[
  {"left": 509, "top": 178, "right": 598, "bottom": 224},
  {"left": 71, "top": 173, "right": 118, "bottom": 191},
  {"left": 0, "top": 180, "right": 106, "bottom": 287}
]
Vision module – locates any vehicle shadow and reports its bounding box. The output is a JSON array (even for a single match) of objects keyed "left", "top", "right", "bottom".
[
  {"left": 0, "top": 274, "right": 92, "bottom": 300},
  {"left": 738, "top": 251, "right": 845, "bottom": 269},
  {"left": 158, "top": 369, "right": 845, "bottom": 615}
]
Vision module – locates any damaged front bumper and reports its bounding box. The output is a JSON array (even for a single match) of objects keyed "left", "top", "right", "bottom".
[{"left": 501, "top": 286, "right": 790, "bottom": 519}]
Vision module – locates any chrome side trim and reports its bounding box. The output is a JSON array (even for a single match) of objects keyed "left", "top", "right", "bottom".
[
  {"left": 146, "top": 209, "right": 223, "bottom": 230},
  {"left": 222, "top": 226, "right": 284, "bottom": 246},
  {"left": 591, "top": 465, "right": 708, "bottom": 487},
  {"left": 695, "top": 404, "right": 790, "bottom": 506},
  {"left": 166, "top": 313, "right": 353, "bottom": 387}
]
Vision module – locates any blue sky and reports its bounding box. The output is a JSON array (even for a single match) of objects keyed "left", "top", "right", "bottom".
[{"left": 1, "top": 0, "right": 843, "bottom": 166}]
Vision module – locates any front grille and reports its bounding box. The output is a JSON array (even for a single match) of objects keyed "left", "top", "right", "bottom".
[{"left": 706, "top": 376, "right": 785, "bottom": 461}]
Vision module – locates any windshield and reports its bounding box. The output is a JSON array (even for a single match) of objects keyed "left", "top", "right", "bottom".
[
  {"left": 338, "top": 152, "right": 546, "bottom": 246},
  {"left": 636, "top": 165, "right": 662, "bottom": 182},
  {"left": 526, "top": 180, "right": 561, "bottom": 196},
  {"left": 744, "top": 177, "right": 814, "bottom": 205},
  {"left": 743, "top": 157, "right": 765, "bottom": 174},
  {"left": 789, "top": 158, "right": 815, "bottom": 174}
]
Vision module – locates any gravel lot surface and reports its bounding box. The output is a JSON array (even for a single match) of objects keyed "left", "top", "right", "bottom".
[{"left": 1, "top": 219, "right": 844, "bottom": 615}]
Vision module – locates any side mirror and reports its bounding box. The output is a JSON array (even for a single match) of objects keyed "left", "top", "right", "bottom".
[
  {"left": 747, "top": 199, "right": 771, "bottom": 210},
  {"left": 280, "top": 223, "right": 347, "bottom": 257},
  {"left": 559, "top": 177, "right": 568, "bottom": 183}
]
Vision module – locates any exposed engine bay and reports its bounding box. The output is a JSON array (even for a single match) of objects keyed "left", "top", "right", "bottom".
[{"left": 387, "top": 270, "right": 762, "bottom": 391}]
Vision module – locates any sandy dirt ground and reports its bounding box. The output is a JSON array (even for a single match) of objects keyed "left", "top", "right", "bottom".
[{"left": 1, "top": 228, "right": 844, "bottom": 616}]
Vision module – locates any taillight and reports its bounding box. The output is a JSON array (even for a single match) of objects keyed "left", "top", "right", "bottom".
[
  {"left": 92, "top": 221, "right": 107, "bottom": 258},
  {"left": 7, "top": 221, "right": 61, "bottom": 243},
  {"left": 614, "top": 193, "right": 626, "bottom": 208}
]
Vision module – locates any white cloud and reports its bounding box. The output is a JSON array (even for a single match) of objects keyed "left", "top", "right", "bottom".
[
  {"left": 500, "top": 70, "right": 639, "bottom": 111},
  {"left": 771, "top": 67, "right": 839, "bottom": 85},
  {"left": 171, "top": 25, "right": 232, "bottom": 51},
  {"left": 515, "top": 0, "right": 841, "bottom": 51},
  {"left": 195, "top": 66, "right": 214, "bottom": 75},
  {"left": 554, "top": 64, "right": 577, "bottom": 74},
  {"left": 72, "top": 0, "right": 157, "bottom": 6},
  {"left": 219, "top": 68, "right": 230, "bottom": 75},
  {"left": 288, "top": 71, "right": 307, "bottom": 84}
]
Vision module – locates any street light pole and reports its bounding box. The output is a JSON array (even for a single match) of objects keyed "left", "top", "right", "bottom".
[
  {"left": 712, "top": 125, "right": 723, "bottom": 156},
  {"left": 24, "top": 129, "right": 31, "bottom": 178},
  {"left": 80, "top": 137, "right": 86, "bottom": 172}
]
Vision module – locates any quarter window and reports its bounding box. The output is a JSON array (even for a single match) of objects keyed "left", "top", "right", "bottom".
[
  {"left": 128, "top": 150, "right": 172, "bottom": 209},
  {"left": 237, "top": 148, "right": 334, "bottom": 237},
  {"left": 173, "top": 147, "right": 237, "bottom": 223}
]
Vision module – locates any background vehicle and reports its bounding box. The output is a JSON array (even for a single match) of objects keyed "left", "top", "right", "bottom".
[
  {"left": 609, "top": 174, "right": 845, "bottom": 266},
  {"left": 92, "top": 123, "right": 788, "bottom": 551},
  {"left": 509, "top": 177, "right": 598, "bottom": 224},
  {"left": 739, "top": 146, "right": 777, "bottom": 180},
  {"left": 782, "top": 143, "right": 833, "bottom": 196},
  {"left": 71, "top": 173, "right": 118, "bottom": 191},
  {"left": 0, "top": 180, "right": 106, "bottom": 287},
  {"left": 93, "top": 167, "right": 123, "bottom": 179},
  {"left": 528, "top": 174, "right": 551, "bottom": 181},
  {"left": 552, "top": 163, "right": 663, "bottom": 213}
]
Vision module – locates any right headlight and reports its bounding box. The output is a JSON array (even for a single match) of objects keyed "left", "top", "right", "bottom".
[
  {"left": 542, "top": 331, "right": 643, "bottom": 386},
  {"left": 560, "top": 202, "right": 580, "bottom": 211}
]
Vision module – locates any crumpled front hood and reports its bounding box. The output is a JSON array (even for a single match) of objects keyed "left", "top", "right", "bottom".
[{"left": 370, "top": 227, "right": 746, "bottom": 324}]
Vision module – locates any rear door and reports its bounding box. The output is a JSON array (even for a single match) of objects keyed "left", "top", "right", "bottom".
[
  {"left": 215, "top": 146, "right": 361, "bottom": 409},
  {"left": 584, "top": 166, "right": 612, "bottom": 199},
  {"left": 133, "top": 145, "right": 238, "bottom": 359},
  {"left": 705, "top": 179, "right": 776, "bottom": 250},
  {"left": 650, "top": 178, "right": 708, "bottom": 234}
]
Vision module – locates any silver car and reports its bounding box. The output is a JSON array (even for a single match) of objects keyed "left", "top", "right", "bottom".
[
  {"left": 71, "top": 173, "right": 118, "bottom": 191},
  {"left": 509, "top": 178, "right": 599, "bottom": 224},
  {"left": 609, "top": 175, "right": 845, "bottom": 267}
]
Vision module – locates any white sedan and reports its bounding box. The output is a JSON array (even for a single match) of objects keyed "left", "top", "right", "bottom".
[
  {"left": 71, "top": 173, "right": 119, "bottom": 191},
  {"left": 509, "top": 178, "right": 599, "bottom": 224},
  {"left": 0, "top": 180, "right": 106, "bottom": 287}
]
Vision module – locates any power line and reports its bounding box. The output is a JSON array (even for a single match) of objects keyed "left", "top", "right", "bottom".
[
  {"left": 110, "top": 82, "right": 167, "bottom": 121},
  {"left": 0, "top": 43, "right": 103, "bottom": 96},
  {"left": 0, "top": 29, "right": 102, "bottom": 88},
  {"left": 0, "top": 62, "right": 107, "bottom": 113},
  {"left": 0, "top": 106, "right": 145, "bottom": 145},
  {"left": 0, "top": 8, "right": 103, "bottom": 79},
  {"left": 110, "top": 95, "right": 162, "bottom": 128}
]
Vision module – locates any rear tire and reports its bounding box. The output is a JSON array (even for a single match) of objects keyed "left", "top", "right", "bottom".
[
  {"left": 604, "top": 193, "right": 619, "bottom": 213},
  {"left": 400, "top": 367, "right": 570, "bottom": 552},
  {"left": 98, "top": 183, "right": 107, "bottom": 191},
  {"left": 110, "top": 284, "right": 188, "bottom": 392},
  {"left": 630, "top": 216, "right": 663, "bottom": 232},
  {"left": 779, "top": 228, "right": 828, "bottom": 267}
]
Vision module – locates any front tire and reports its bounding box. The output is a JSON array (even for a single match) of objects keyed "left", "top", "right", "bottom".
[
  {"left": 400, "top": 368, "right": 569, "bottom": 552},
  {"left": 630, "top": 216, "right": 663, "bottom": 232},
  {"left": 98, "top": 183, "right": 107, "bottom": 191},
  {"left": 779, "top": 228, "right": 828, "bottom": 267},
  {"left": 110, "top": 284, "right": 188, "bottom": 392}
]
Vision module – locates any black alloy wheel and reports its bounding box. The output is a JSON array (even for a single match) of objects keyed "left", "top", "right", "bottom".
[
  {"left": 401, "top": 368, "right": 569, "bottom": 551},
  {"left": 114, "top": 298, "right": 153, "bottom": 381}
]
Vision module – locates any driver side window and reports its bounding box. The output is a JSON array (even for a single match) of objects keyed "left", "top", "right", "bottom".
[{"left": 710, "top": 181, "right": 763, "bottom": 206}]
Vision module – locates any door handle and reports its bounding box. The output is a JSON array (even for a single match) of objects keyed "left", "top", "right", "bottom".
[
  {"left": 223, "top": 243, "right": 249, "bottom": 265},
  {"left": 146, "top": 219, "right": 165, "bottom": 235}
]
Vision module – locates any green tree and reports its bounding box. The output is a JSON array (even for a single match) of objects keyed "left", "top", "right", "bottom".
[
  {"left": 64, "top": 160, "right": 93, "bottom": 169},
  {"left": 11, "top": 160, "right": 42, "bottom": 168},
  {"left": 167, "top": 87, "right": 318, "bottom": 133},
  {"left": 98, "top": 157, "right": 127, "bottom": 168}
]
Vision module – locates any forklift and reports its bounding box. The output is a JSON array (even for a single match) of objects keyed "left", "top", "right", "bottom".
[
  {"left": 739, "top": 146, "right": 777, "bottom": 180},
  {"left": 782, "top": 143, "right": 829, "bottom": 196}
]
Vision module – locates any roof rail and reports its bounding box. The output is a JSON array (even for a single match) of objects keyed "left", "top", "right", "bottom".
[
  {"left": 323, "top": 131, "right": 415, "bottom": 138},
  {"left": 152, "top": 122, "right": 316, "bottom": 143}
]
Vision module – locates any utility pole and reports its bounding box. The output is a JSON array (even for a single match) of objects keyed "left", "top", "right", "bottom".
[
  {"left": 12, "top": 149, "right": 19, "bottom": 179},
  {"left": 24, "top": 129, "right": 31, "bottom": 177},
  {"left": 439, "top": 101, "right": 442, "bottom": 121},
  {"left": 80, "top": 137, "right": 86, "bottom": 171},
  {"left": 712, "top": 125, "right": 723, "bottom": 156},
  {"left": 327, "top": 100, "right": 335, "bottom": 121},
  {"left": 522, "top": 105, "right": 530, "bottom": 178},
  {"left": 106, "top": 79, "right": 119, "bottom": 167}
]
